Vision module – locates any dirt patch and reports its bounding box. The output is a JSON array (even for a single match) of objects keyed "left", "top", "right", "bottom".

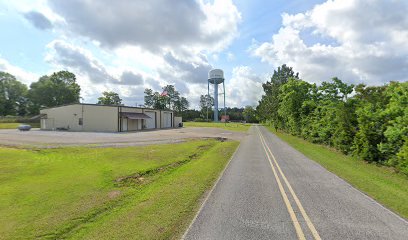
[
  {"left": 108, "top": 190, "right": 121, "bottom": 199},
  {"left": 215, "top": 137, "right": 227, "bottom": 142},
  {"left": 115, "top": 159, "right": 191, "bottom": 187}
]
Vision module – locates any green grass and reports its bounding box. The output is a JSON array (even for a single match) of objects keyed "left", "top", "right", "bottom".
[
  {"left": 184, "top": 121, "right": 251, "bottom": 132},
  {"left": 0, "top": 122, "right": 40, "bottom": 129},
  {"left": 266, "top": 127, "right": 408, "bottom": 219},
  {"left": 0, "top": 140, "right": 239, "bottom": 239}
]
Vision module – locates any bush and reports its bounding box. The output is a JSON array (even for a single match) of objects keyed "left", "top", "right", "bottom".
[
  {"left": 0, "top": 116, "right": 40, "bottom": 123},
  {"left": 193, "top": 118, "right": 207, "bottom": 122},
  {"left": 395, "top": 140, "right": 408, "bottom": 175},
  {"left": 258, "top": 68, "right": 408, "bottom": 176}
]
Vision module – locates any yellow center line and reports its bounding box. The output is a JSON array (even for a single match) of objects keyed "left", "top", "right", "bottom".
[
  {"left": 256, "top": 126, "right": 306, "bottom": 240},
  {"left": 257, "top": 126, "right": 322, "bottom": 240}
]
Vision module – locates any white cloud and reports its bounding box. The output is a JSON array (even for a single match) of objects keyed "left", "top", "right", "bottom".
[
  {"left": 46, "top": 40, "right": 147, "bottom": 86},
  {"left": 45, "top": 40, "right": 156, "bottom": 105},
  {"left": 226, "top": 66, "right": 264, "bottom": 107},
  {"left": 111, "top": 46, "right": 166, "bottom": 78},
  {"left": 40, "top": 0, "right": 242, "bottom": 107},
  {"left": 199, "top": 0, "right": 241, "bottom": 52},
  {"left": 47, "top": 0, "right": 241, "bottom": 53},
  {"left": 0, "top": 58, "right": 38, "bottom": 85},
  {"left": 251, "top": 0, "right": 408, "bottom": 85},
  {"left": 2, "top": 0, "right": 244, "bottom": 108},
  {"left": 44, "top": 39, "right": 218, "bottom": 107},
  {"left": 159, "top": 52, "right": 212, "bottom": 85},
  {"left": 46, "top": 40, "right": 115, "bottom": 84}
]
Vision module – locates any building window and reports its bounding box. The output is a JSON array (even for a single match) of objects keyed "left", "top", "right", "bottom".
[{"left": 79, "top": 118, "right": 83, "bottom": 125}]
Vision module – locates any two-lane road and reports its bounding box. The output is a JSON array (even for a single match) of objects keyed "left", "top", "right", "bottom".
[{"left": 183, "top": 126, "right": 408, "bottom": 240}]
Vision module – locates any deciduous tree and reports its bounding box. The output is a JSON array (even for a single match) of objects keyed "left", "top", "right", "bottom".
[
  {"left": 0, "top": 72, "right": 28, "bottom": 116},
  {"left": 144, "top": 85, "right": 188, "bottom": 112},
  {"left": 256, "top": 65, "right": 408, "bottom": 175},
  {"left": 199, "top": 94, "right": 214, "bottom": 120},
  {"left": 28, "top": 71, "right": 80, "bottom": 113},
  {"left": 257, "top": 64, "right": 299, "bottom": 127},
  {"left": 97, "top": 91, "right": 122, "bottom": 105}
]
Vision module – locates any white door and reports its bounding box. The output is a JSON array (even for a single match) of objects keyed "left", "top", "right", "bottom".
[
  {"left": 41, "top": 118, "right": 46, "bottom": 129},
  {"left": 164, "top": 112, "right": 172, "bottom": 128},
  {"left": 122, "top": 118, "right": 128, "bottom": 131},
  {"left": 137, "top": 119, "right": 142, "bottom": 130},
  {"left": 145, "top": 111, "right": 156, "bottom": 129}
]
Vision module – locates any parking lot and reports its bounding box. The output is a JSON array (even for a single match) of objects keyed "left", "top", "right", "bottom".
[{"left": 0, "top": 127, "right": 247, "bottom": 148}]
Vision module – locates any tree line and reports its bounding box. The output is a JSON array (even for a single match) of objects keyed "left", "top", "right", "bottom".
[
  {"left": 0, "top": 71, "right": 81, "bottom": 116},
  {"left": 257, "top": 65, "right": 408, "bottom": 176},
  {"left": 188, "top": 94, "right": 257, "bottom": 122},
  {"left": 144, "top": 85, "right": 189, "bottom": 114},
  {"left": 1, "top": 70, "right": 190, "bottom": 117},
  {"left": 2, "top": 68, "right": 258, "bottom": 122},
  {"left": 180, "top": 106, "right": 257, "bottom": 123}
]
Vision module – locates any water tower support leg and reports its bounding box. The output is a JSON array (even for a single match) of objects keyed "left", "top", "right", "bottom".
[
  {"left": 207, "top": 82, "right": 209, "bottom": 122},
  {"left": 214, "top": 84, "right": 218, "bottom": 122},
  {"left": 223, "top": 81, "right": 226, "bottom": 119}
]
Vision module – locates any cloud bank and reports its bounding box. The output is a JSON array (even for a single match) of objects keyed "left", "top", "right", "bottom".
[
  {"left": 47, "top": 0, "right": 241, "bottom": 52},
  {"left": 251, "top": 0, "right": 408, "bottom": 85}
]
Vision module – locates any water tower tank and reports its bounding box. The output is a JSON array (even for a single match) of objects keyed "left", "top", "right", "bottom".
[{"left": 208, "top": 69, "right": 224, "bottom": 84}]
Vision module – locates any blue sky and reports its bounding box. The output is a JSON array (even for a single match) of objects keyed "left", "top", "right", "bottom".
[{"left": 1, "top": 0, "right": 407, "bottom": 108}]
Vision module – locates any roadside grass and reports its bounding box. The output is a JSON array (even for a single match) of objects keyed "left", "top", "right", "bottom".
[
  {"left": 184, "top": 121, "right": 251, "bottom": 132},
  {"left": 0, "top": 139, "right": 239, "bottom": 239},
  {"left": 266, "top": 127, "right": 408, "bottom": 219},
  {"left": 0, "top": 122, "right": 40, "bottom": 129}
]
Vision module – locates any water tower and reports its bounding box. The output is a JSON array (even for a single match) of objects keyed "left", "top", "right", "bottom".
[{"left": 208, "top": 69, "right": 226, "bottom": 122}]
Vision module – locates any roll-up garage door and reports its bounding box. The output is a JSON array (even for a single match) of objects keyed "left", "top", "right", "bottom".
[
  {"left": 163, "top": 112, "right": 172, "bottom": 128},
  {"left": 145, "top": 111, "right": 156, "bottom": 129}
]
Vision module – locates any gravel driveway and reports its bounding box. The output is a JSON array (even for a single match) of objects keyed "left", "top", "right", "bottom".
[{"left": 0, "top": 127, "right": 247, "bottom": 148}]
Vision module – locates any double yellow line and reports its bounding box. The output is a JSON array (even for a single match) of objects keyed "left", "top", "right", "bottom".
[{"left": 256, "top": 126, "right": 321, "bottom": 240}]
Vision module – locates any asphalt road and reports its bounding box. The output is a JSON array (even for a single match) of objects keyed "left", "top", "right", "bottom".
[{"left": 183, "top": 125, "right": 408, "bottom": 240}]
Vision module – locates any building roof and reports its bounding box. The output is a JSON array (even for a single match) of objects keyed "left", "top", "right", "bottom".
[
  {"left": 120, "top": 112, "right": 151, "bottom": 119},
  {"left": 40, "top": 103, "right": 173, "bottom": 112}
]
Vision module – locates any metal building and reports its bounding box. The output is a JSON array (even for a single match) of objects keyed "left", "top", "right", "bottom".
[{"left": 39, "top": 103, "right": 181, "bottom": 132}]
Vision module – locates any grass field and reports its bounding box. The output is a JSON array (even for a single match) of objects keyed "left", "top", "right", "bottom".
[
  {"left": 267, "top": 127, "right": 408, "bottom": 219},
  {"left": 0, "top": 122, "right": 40, "bottom": 129},
  {"left": 184, "top": 121, "right": 251, "bottom": 132},
  {"left": 0, "top": 139, "right": 239, "bottom": 239}
]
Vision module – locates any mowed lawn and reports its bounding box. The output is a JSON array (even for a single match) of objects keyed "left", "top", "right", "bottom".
[
  {"left": 0, "top": 122, "right": 40, "bottom": 129},
  {"left": 184, "top": 121, "right": 251, "bottom": 132},
  {"left": 267, "top": 127, "right": 408, "bottom": 219},
  {"left": 0, "top": 139, "right": 239, "bottom": 239}
]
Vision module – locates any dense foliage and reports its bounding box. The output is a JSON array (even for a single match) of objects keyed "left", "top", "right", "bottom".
[
  {"left": 257, "top": 65, "right": 408, "bottom": 175},
  {"left": 0, "top": 72, "right": 28, "bottom": 116},
  {"left": 180, "top": 107, "right": 258, "bottom": 122},
  {"left": 97, "top": 91, "right": 123, "bottom": 105},
  {"left": 1, "top": 71, "right": 81, "bottom": 116},
  {"left": 144, "top": 85, "right": 189, "bottom": 114},
  {"left": 243, "top": 106, "right": 257, "bottom": 123},
  {"left": 199, "top": 94, "right": 214, "bottom": 120},
  {"left": 28, "top": 71, "right": 81, "bottom": 113}
]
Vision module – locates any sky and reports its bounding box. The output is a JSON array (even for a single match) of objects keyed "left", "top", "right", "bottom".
[{"left": 0, "top": 0, "right": 407, "bottom": 109}]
